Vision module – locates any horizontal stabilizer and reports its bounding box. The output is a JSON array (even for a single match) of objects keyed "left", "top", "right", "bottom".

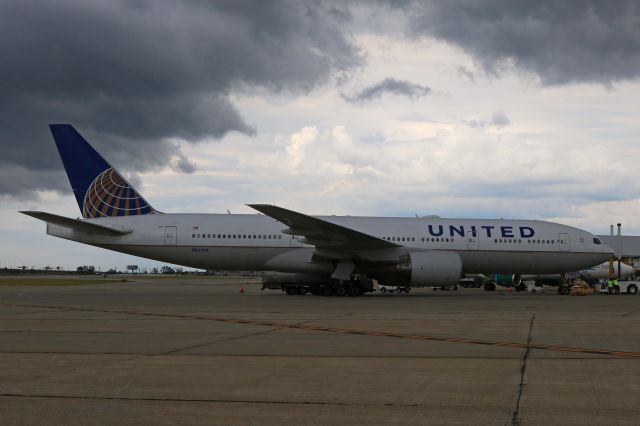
[{"left": 20, "top": 211, "right": 132, "bottom": 236}]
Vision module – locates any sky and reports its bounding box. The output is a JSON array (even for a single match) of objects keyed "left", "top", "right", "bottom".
[{"left": 1, "top": 0, "right": 640, "bottom": 270}]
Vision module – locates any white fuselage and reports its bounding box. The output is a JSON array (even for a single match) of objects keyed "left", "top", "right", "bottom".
[{"left": 46, "top": 213, "right": 613, "bottom": 275}]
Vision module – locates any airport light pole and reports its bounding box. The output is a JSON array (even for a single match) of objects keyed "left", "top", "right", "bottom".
[{"left": 617, "top": 223, "right": 622, "bottom": 280}]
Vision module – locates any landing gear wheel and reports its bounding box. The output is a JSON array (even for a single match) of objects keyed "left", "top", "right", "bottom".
[
  {"left": 484, "top": 282, "right": 496, "bottom": 292},
  {"left": 297, "top": 286, "right": 307, "bottom": 295},
  {"left": 322, "top": 285, "right": 333, "bottom": 297},
  {"left": 335, "top": 285, "right": 347, "bottom": 297}
]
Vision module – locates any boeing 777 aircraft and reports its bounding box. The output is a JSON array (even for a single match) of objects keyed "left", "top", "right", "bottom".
[{"left": 22, "top": 124, "right": 614, "bottom": 296}]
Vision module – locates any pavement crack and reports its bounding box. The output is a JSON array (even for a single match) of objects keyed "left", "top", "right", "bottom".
[
  {"left": 510, "top": 313, "right": 535, "bottom": 426},
  {"left": 156, "top": 318, "right": 315, "bottom": 356},
  {"left": 621, "top": 308, "right": 640, "bottom": 317}
]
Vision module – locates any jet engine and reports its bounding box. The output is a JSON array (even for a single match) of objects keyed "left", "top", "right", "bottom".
[
  {"left": 493, "top": 274, "right": 522, "bottom": 287},
  {"left": 395, "top": 251, "right": 462, "bottom": 286}
]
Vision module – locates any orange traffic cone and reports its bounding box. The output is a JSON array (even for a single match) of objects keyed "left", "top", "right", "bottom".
[{"left": 240, "top": 285, "right": 245, "bottom": 294}]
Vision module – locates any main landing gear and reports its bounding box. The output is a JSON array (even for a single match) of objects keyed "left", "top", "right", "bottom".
[
  {"left": 284, "top": 279, "right": 369, "bottom": 297},
  {"left": 484, "top": 281, "right": 496, "bottom": 292}
]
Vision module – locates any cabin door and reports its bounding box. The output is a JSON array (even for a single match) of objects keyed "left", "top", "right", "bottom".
[
  {"left": 466, "top": 231, "right": 479, "bottom": 250},
  {"left": 557, "top": 233, "right": 569, "bottom": 251},
  {"left": 164, "top": 226, "right": 177, "bottom": 246}
]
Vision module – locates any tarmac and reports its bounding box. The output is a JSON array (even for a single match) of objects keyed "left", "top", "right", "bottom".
[{"left": 0, "top": 276, "right": 639, "bottom": 425}]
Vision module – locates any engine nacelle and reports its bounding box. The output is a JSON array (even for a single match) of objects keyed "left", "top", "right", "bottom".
[
  {"left": 494, "top": 274, "right": 522, "bottom": 287},
  {"left": 397, "top": 251, "right": 462, "bottom": 286},
  {"left": 263, "top": 249, "right": 333, "bottom": 274}
]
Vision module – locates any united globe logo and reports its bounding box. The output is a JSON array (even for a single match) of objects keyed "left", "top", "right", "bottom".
[{"left": 82, "top": 168, "right": 154, "bottom": 218}]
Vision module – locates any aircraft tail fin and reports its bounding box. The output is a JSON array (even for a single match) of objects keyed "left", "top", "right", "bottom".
[{"left": 49, "top": 124, "right": 156, "bottom": 218}]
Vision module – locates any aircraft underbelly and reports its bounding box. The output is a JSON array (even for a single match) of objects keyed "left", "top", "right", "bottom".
[
  {"left": 97, "top": 244, "right": 290, "bottom": 271},
  {"left": 459, "top": 250, "right": 608, "bottom": 274}
]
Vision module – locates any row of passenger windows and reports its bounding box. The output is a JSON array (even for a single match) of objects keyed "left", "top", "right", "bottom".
[
  {"left": 192, "top": 233, "right": 282, "bottom": 240},
  {"left": 380, "top": 236, "right": 562, "bottom": 245},
  {"left": 382, "top": 236, "right": 455, "bottom": 242},
  {"left": 494, "top": 239, "right": 557, "bottom": 244},
  {"left": 190, "top": 233, "right": 564, "bottom": 245}
]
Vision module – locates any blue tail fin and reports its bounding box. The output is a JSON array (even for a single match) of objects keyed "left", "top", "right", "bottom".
[{"left": 49, "top": 124, "right": 156, "bottom": 218}]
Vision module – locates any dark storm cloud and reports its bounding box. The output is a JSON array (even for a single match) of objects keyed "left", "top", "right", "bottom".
[
  {"left": 341, "top": 78, "right": 432, "bottom": 103},
  {"left": 398, "top": 1, "right": 640, "bottom": 86},
  {"left": 0, "top": 0, "right": 362, "bottom": 196}
]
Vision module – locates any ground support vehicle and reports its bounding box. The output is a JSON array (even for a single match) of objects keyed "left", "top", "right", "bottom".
[
  {"left": 262, "top": 273, "right": 375, "bottom": 296},
  {"left": 431, "top": 285, "right": 459, "bottom": 291},
  {"left": 459, "top": 277, "right": 484, "bottom": 288},
  {"left": 597, "top": 279, "right": 639, "bottom": 295},
  {"left": 378, "top": 284, "right": 411, "bottom": 294}
]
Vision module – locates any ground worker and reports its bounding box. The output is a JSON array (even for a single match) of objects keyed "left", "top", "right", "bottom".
[
  {"left": 613, "top": 278, "right": 620, "bottom": 294},
  {"left": 607, "top": 278, "right": 614, "bottom": 295}
]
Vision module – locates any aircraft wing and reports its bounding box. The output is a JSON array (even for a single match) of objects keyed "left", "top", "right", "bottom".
[
  {"left": 248, "top": 204, "right": 400, "bottom": 251},
  {"left": 20, "top": 211, "right": 132, "bottom": 236}
]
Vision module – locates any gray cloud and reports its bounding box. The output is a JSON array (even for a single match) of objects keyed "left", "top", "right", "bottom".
[
  {"left": 398, "top": 1, "right": 640, "bottom": 86},
  {"left": 0, "top": 0, "right": 362, "bottom": 196},
  {"left": 456, "top": 65, "right": 475, "bottom": 82},
  {"left": 171, "top": 153, "right": 197, "bottom": 174},
  {"left": 342, "top": 77, "right": 432, "bottom": 103},
  {"left": 462, "top": 110, "right": 510, "bottom": 128},
  {"left": 491, "top": 110, "right": 510, "bottom": 127}
]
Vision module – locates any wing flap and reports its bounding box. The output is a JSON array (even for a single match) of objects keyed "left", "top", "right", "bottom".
[
  {"left": 20, "top": 211, "right": 132, "bottom": 236},
  {"left": 248, "top": 204, "right": 399, "bottom": 251}
]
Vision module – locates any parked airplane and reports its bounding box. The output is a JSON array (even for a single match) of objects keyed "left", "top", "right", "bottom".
[
  {"left": 22, "top": 124, "right": 614, "bottom": 296},
  {"left": 581, "top": 261, "right": 635, "bottom": 281},
  {"left": 522, "top": 261, "right": 636, "bottom": 289}
]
